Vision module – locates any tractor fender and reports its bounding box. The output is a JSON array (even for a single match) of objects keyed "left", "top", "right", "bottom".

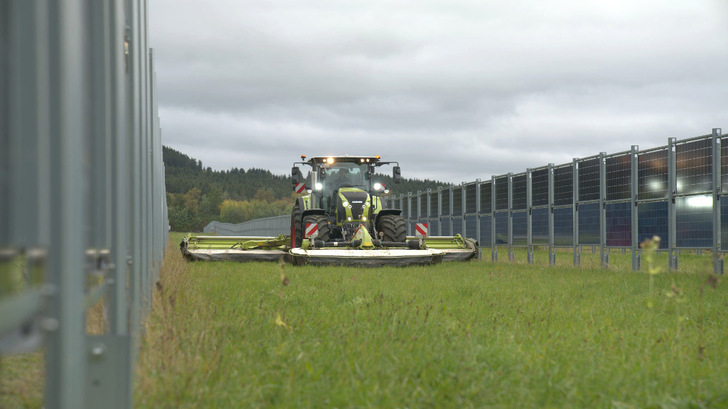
[{"left": 374, "top": 208, "right": 402, "bottom": 226}]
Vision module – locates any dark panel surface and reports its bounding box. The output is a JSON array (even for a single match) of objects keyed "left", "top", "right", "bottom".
[
  {"left": 554, "top": 207, "right": 573, "bottom": 246},
  {"left": 480, "top": 216, "right": 492, "bottom": 247},
  {"left": 512, "top": 174, "right": 527, "bottom": 210},
  {"left": 532, "top": 169, "right": 549, "bottom": 207},
  {"left": 578, "top": 203, "right": 600, "bottom": 245},
  {"left": 579, "top": 158, "right": 600, "bottom": 202},
  {"left": 465, "top": 183, "right": 477, "bottom": 214},
  {"left": 638, "top": 201, "right": 668, "bottom": 249},
  {"left": 606, "top": 202, "right": 631, "bottom": 247},
  {"left": 554, "top": 166, "right": 573, "bottom": 206},
  {"left": 495, "top": 212, "right": 508, "bottom": 244},
  {"left": 480, "top": 182, "right": 492, "bottom": 214},
  {"left": 606, "top": 154, "right": 631, "bottom": 201},
  {"left": 465, "top": 215, "right": 477, "bottom": 240},
  {"left": 676, "top": 138, "right": 712, "bottom": 195},
  {"left": 638, "top": 149, "right": 668, "bottom": 200},
  {"left": 441, "top": 189, "right": 451, "bottom": 216},
  {"left": 675, "top": 195, "right": 712, "bottom": 248},
  {"left": 452, "top": 186, "right": 462, "bottom": 216},
  {"left": 532, "top": 208, "right": 549, "bottom": 245},
  {"left": 495, "top": 176, "right": 509, "bottom": 210},
  {"left": 512, "top": 211, "right": 527, "bottom": 245}
]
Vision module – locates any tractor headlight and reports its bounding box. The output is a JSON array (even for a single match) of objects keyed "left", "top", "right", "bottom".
[
  {"left": 362, "top": 216, "right": 367, "bottom": 221},
  {"left": 315, "top": 183, "right": 323, "bottom": 191},
  {"left": 342, "top": 201, "right": 349, "bottom": 207},
  {"left": 373, "top": 183, "right": 382, "bottom": 191}
]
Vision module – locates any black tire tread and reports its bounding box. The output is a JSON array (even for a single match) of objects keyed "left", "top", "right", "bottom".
[{"left": 378, "top": 214, "right": 406, "bottom": 242}]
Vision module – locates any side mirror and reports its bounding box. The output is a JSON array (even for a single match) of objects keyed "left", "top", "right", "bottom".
[
  {"left": 393, "top": 166, "right": 401, "bottom": 183},
  {"left": 292, "top": 166, "right": 304, "bottom": 184}
]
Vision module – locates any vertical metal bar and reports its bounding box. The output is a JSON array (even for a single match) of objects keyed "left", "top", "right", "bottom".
[
  {"left": 526, "top": 170, "right": 534, "bottom": 264},
  {"left": 461, "top": 183, "right": 466, "bottom": 238},
  {"left": 507, "top": 173, "right": 514, "bottom": 261},
  {"left": 45, "top": 0, "right": 89, "bottom": 407},
  {"left": 0, "top": 0, "right": 8, "bottom": 247},
  {"left": 599, "top": 152, "right": 608, "bottom": 268},
  {"left": 631, "top": 145, "right": 640, "bottom": 271},
  {"left": 713, "top": 128, "right": 724, "bottom": 275},
  {"left": 667, "top": 137, "right": 677, "bottom": 271},
  {"left": 9, "top": 0, "right": 44, "bottom": 249},
  {"left": 407, "top": 192, "right": 412, "bottom": 236},
  {"left": 126, "top": 0, "right": 142, "bottom": 370},
  {"left": 475, "top": 179, "right": 481, "bottom": 260},
  {"left": 448, "top": 186, "right": 454, "bottom": 235},
  {"left": 491, "top": 176, "right": 497, "bottom": 261},
  {"left": 437, "top": 188, "right": 442, "bottom": 236},
  {"left": 572, "top": 159, "right": 580, "bottom": 267},
  {"left": 416, "top": 190, "right": 421, "bottom": 226},
  {"left": 426, "top": 188, "right": 431, "bottom": 234},
  {"left": 110, "top": 0, "right": 129, "bottom": 336},
  {"left": 548, "top": 164, "right": 555, "bottom": 265}
]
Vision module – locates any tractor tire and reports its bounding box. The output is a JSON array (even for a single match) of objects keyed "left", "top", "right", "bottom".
[
  {"left": 291, "top": 203, "right": 303, "bottom": 248},
  {"left": 377, "top": 214, "right": 406, "bottom": 242},
  {"left": 302, "top": 214, "right": 330, "bottom": 242}
]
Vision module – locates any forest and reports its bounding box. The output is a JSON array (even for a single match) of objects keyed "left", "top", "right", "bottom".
[{"left": 164, "top": 146, "right": 449, "bottom": 231}]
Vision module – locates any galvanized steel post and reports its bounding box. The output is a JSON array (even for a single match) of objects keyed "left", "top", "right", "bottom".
[{"left": 712, "top": 128, "right": 723, "bottom": 275}]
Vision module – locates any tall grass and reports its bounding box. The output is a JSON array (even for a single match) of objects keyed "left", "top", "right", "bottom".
[{"left": 135, "top": 237, "right": 728, "bottom": 408}]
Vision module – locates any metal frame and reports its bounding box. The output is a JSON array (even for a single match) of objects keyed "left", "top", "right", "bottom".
[
  {"left": 395, "top": 130, "right": 725, "bottom": 273},
  {"left": 1, "top": 1, "right": 167, "bottom": 408}
]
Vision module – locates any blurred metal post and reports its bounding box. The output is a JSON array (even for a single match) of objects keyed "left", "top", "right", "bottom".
[
  {"left": 475, "top": 180, "right": 482, "bottom": 260},
  {"left": 461, "top": 182, "right": 466, "bottom": 238},
  {"left": 45, "top": 1, "right": 90, "bottom": 407},
  {"left": 631, "top": 145, "right": 640, "bottom": 271},
  {"left": 599, "top": 152, "right": 608, "bottom": 268},
  {"left": 548, "top": 164, "right": 556, "bottom": 265},
  {"left": 667, "top": 137, "right": 678, "bottom": 271},
  {"left": 507, "top": 173, "right": 514, "bottom": 261},
  {"left": 406, "top": 192, "right": 412, "bottom": 236},
  {"left": 712, "top": 128, "right": 724, "bottom": 275},
  {"left": 526, "top": 170, "right": 534, "bottom": 264},
  {"left": 572, "top": 159, "right": 580, "bottom": 267},
  {"left": 491, "top": 176, "right": 497, "bottom": 261},
  {"left": 436, "top": 188, "right": 442, "bottom": 236}
]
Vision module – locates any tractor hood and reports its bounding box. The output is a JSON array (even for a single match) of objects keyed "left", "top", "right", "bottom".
[{"left": 337, "top": 188, "right": 371, "bottom": 223}]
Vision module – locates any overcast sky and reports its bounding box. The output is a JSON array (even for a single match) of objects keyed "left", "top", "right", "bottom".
[{"left": 149, "top": 0, "right": 728, "bottom": 184}]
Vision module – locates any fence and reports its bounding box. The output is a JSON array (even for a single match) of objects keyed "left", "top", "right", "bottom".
[
  {"left": 204, "top": 215, "right": 290, "bottom": 236},
  {"left": 383, "top": 129, "right": 725, "bottom": 274},
  {"left": 1, "top": 1, "right": 166, "bottom": 409}
]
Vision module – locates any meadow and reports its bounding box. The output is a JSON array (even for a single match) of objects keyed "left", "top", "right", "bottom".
[{"left": 132, "top": 237, "right": 728, "bottom": 408}]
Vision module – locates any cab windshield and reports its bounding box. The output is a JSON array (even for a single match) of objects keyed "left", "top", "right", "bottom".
[{"left": 321, "top": 162, "right": 369, "bottom": 192}]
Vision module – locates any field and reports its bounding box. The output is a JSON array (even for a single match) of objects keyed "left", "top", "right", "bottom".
[{"left": 133, "top": 236, "right": 728, "bottom": 408}]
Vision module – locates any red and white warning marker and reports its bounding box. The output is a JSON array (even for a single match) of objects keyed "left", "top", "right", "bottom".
[
  {"left": 305, "top": 222, "right": 319, "bottom": 239},
  {"left": 294, "top": 183, "right": 306, "bottom": 194},
  {"left": 415, "top": 223, "right": 428, "bottom": 238}
]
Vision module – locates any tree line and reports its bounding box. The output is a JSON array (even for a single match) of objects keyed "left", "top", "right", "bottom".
[{"left": 164, "top": 146, "right": 449, "bottom": 232}]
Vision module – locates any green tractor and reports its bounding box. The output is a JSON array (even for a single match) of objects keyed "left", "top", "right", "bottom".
[{"left": 290, "top": 155, "right": 405, "bottom": 248}]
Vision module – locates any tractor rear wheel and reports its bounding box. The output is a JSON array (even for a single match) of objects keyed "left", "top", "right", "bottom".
[
  {"left": 291, "top": 203, "right": 303, "bottom": 247},
  {"left": 377, "top": 214, "right": 406, "bottom": 242},
  {"left": 302, "top": 215, "right": 330, "bottom": 242}
]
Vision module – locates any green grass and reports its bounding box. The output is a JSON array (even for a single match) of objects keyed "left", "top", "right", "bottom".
[{"left": 134, "top": 237, "right": 728, "bottom": 409}]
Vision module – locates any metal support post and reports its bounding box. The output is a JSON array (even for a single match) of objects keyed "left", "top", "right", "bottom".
[
  {"left": 548, "top": 164, "right": 556, "bottom": 265},
  {"left": 631, "top": 145, "right": 640, "bottom": 271},
  {"left": 572, "top": 159, "right": 580, "bottom": 267},
  {"left": 437, "top": 188, "right": 442, "bottom": 236},
  {"left": 712, "top": 129, "right": 723, "bottom": 275},
  {"left": 507, "top": 173, "right": 514, "bottom": 261},
  {"left": 526, "top": 170, "right": 534, "bottom": 264},
  {"left": 491, "top": 176, "right": 497, "bottom": 261},
  {"left": 599, "top": 152, "right": 608, "bottom": 268},
  {"left": 461, "top": 183, "right": 467, "bottom": 238},
  {"left": 667, "top": 137, "right": 678, "bottom": 271},
  {"left": 475, "top": 180, "right": 482, "bottom": 260}
]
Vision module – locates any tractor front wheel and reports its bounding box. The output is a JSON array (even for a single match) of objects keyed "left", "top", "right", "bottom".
[
  {"left": 377, "top": 214, "right": 406, "bottom": 242},
  {"left": 291, "top": 203, "right": 303, "bottom": 247},
  {"left": 302, "top": 215, "right": 330, "bottom": 242}
]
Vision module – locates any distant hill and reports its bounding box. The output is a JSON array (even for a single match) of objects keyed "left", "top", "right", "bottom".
[{"left": 163, "top": 146, "right": 449, "bottom": 231}]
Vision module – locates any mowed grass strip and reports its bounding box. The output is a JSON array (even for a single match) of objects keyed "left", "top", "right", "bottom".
[{"left": 135, "top": 239, "right": 728, "bottom": 409}]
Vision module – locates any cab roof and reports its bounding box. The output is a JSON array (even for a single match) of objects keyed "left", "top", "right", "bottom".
[{"left": 303, "top": 155, "right": 382, "bottom": 165}]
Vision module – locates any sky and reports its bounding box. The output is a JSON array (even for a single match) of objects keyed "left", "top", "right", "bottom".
[{"left": 149, "top": 0, "right": 728, "bottom": 184}]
